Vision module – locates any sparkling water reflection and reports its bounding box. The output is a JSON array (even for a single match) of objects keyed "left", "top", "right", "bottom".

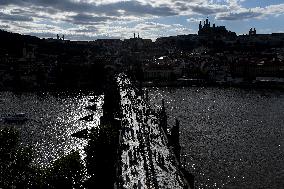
[
  {"left": 0, "top": 91, "right": 103, "bottom": 168},
  {"left": 148, "top": 87, "right": 284, "bottom": 189}
]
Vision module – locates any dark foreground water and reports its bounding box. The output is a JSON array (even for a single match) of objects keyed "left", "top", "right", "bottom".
[
  {"left": 0, "top": 91, "right": 103, "bottom": 168},
  {"left": 148, "top": 87, "right": 284, "bottom": 189}
]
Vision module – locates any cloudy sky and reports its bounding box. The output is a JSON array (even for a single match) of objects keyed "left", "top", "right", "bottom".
[{"left": 0, "top": 0, "right": 284, "bottom": 40}]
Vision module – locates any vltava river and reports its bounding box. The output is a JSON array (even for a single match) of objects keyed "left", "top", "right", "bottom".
[
  {"left": 0, "top": 91, "right": 103, "bottom": 167},
  {"left": 148, "top": 87, "right": 284, "bottom": 189}
]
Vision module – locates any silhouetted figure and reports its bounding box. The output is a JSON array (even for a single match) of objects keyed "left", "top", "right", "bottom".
[
  {"left": 160, "top": 99, "right": 167, "bottom": 133},
  {"left": 171, "top": 119, "right": 181, "bottom": 162}
]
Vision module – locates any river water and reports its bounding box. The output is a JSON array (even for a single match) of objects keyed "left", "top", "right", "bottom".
[
  {"left": 147, "top": 87, "right": 284, "bottom": 189},
  {"left": 0, "top": 91, "right": 103, "bottom": 168},
  {"left": 0, "top": 88, "right": 283, "bottom": 188}
]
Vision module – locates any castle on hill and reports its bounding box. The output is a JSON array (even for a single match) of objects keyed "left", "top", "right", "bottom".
[{"left": 198, "top": 18, "right": 236, "bottom": 39}]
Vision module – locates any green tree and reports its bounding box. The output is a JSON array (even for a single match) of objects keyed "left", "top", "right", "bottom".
[
  {"left": 45, "top": 151, "right": 84, "bottom": 189},
  {"left": 0, "top": 127, "right": 85, "bottom": 189},
  {"left": 85, "top": 123, "right": 119, "bottom": 188},
  {"left": 0, "top": 127, "right": 35, "bottom": 188}
]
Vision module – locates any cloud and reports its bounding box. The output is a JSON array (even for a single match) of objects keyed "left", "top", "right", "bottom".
[
  {"left": 136, "top": 22, "right": 171, "bottom": 31},
  {"left": 131, "top": 22, "right": 191, "bottom": 39},
  {"left": 0, "top": 12, "right": 33, "bottom": 22},
  {"left": 0, "top": 0, "right": 20, "bottom": 6},
  {"left": 66, "top": 14, "right": 114, "bottom": 25},
  {"left": 189, "top": 4, "right": 229, "bottom": 15},
  {"left": 259, "top": 3, "right": 284, "bottom": 15},
  {"left": 0, "top": 0, "right": 92, "bottom": 13},
  {"left": 187, "top": 17, "right": 203, "bottom": 23},
  {"left": 71, "top": 26, "right": 98, "bottom": 33},
  {"left": 0, "top": 0, "right": 283, "bottom": 40},
  {"left": 98, "top": 1, "right": 177, "bottom": 16},
  {"left": 0, "top": 24, "right": 9, "bottom": 29},
  {"left": 216, "top": 10, "right": 263, "bottom": 20},
  {"left": 215, "top": 3, "right": 284, "bottom": 20},
  {"left": 24, "top": 31, "right": 113, "bottom": 41},
  {"left": 0, "top": 0, "right": 180, "bottom": 40},
  {"left": 0, "top": 0, "right": 177, "bottom": 17}
]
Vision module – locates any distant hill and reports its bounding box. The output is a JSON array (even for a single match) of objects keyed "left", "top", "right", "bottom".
[{"left": 0, "top": 29, "right": 41, "bottom": 57}]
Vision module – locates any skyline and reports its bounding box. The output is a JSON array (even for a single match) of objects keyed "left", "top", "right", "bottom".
[{"left": 0, "top": 0, "right": 284, "bottom": 41}]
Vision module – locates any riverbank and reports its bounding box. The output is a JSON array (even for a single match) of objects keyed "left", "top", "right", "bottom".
[{"left": 142, "top": 79, "right": 284, "bottom": 90}]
